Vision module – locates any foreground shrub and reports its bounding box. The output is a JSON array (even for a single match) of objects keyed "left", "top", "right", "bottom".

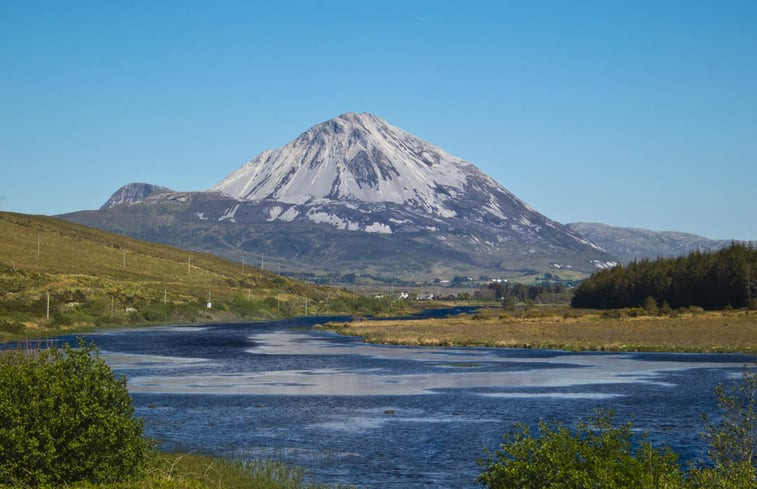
[
  {"left": 477, "top": 410, "right": 682, "bottom": 488},
  {"left": 479, "top": 366, "right": 757, "bottom": 489},
  {"left": 0, "top": 339, "right": 152, "bottom": 486},
  {"left": 690, "top": 365, "right": 756, "bottom": 488}
]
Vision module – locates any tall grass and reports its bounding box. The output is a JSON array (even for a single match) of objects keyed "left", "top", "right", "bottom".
[{"left": 0, "top": 454, "right": 353, "bottom": 489}]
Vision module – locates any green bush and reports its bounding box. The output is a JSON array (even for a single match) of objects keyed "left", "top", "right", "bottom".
[
  {"left": 0, "top": 339, "right": 152, "bottom": 486},
  {"left": 478, "top": 410, "right": 683, "bottom": 489},
  {"left": 690, "top": 365, "right": 756, "bottom": 488},
  {"left": 479, "top": 367, "right": 757, "bottom": 489}
]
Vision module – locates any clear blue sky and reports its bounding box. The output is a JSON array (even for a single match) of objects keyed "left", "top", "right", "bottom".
[{"left": 2, "top": 1, "right": 756, "bottom": 240}]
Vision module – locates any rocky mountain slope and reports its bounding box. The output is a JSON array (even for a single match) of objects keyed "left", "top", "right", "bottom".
[
  {"left": 100, "top": 183, "right": 173, "bottom": 210},
  {"left": 566, "top": 222, "right": 735, "bottom": 263},
  {"left": 62, "top": 113, "right": 615, "bottom": 282}
]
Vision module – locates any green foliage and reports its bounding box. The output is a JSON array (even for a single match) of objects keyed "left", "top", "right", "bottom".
[
  {"left": 137, "top": 454, "right": 354, "bottom": 489},
  {"left": 691, "top": 365, "right": 756, "bottom": 488},
  {"left": 479, "top": 367, "right": 757, "bottom": 489},
  {"left": 477, "top": 410, "right": 682, "bottom": 489},
  {"left": 0, "top": 319, "right": 24, "bottom": 334},
  {"left": 488, "top": 281, "right": 571, "bottom": 306},
  {"left": 0, "top": 339, "right": 152, "bottom": 487},
  {"left": 572, "top": 243, "right": 757, "bottom": 310},
  {"left": 0, "top": 453, "right": 355, "bottom": 489},
  {"left": 643, "top": 295, "right": 659, "bottom": 315}
]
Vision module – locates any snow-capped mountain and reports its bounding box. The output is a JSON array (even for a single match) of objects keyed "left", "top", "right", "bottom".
[
  {"left": 210, "top": 113, "right": 598, "bottom": 246},
  {"left": 214, "top": 112, "right": 492, "bottom": 216},
  {"left": 62, "top": 113, "right": 615, "bottom": 280}
]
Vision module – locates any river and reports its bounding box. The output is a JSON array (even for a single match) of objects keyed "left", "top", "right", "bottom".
[{"left": 49, "top": 315, "right": 755, "bottom": 488}]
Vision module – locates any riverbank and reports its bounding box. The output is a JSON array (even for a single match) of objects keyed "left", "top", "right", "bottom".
[{"left": 324, "top": 307, "right": 757, "bottom": 353}]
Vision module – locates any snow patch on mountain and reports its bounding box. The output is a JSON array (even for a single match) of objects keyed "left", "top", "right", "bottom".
[
  {"left": 364, "top": 222, "right": 392, "bottom": 234},
  {"left": 306, "top": 211, "right": 360, "bottom": 231},
  {"left": 219, "top": 204, "right": 240, "bottom": 222}
]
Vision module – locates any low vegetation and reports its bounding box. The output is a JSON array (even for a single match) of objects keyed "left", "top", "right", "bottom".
[
  {"left": 0, "top": 212, "right": 413, "bottom": 341},
  {"left": 479, "top": 366, "right": 756, "bottom": 488},
  {"left": 325, "top": 307, "right": 757, "bottom": 352},
  {"left": 0, "top": 340, "right": 350, "bottom": 489},
  {"left": 0, "top": 340, "right": 152, "bottom": 487}
]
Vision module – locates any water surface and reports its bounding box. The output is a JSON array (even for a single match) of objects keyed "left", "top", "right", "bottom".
[{"left": 56, "top": 317, "right": 755, "bottom": 488}]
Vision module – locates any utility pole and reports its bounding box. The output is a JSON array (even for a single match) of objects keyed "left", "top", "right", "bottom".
[
  {"left": 261, "top": 255, "right": 265, "bottom": 271},
  {"left": 164, "top": 287, "right": 167, "bottom": 305},
  {"left": 242, "top": 253, "right": 245, "bottom": 273},
  {"left": 188, "top": 255, "right": 192, "bottom": 276}
]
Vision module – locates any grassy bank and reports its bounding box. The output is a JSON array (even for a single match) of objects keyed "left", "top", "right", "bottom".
[
  {"left": 0, "top": 453, "right": 350, "bottom": 489},
  {"left": 0, "top": 212, "right": 415, "bottom": 341},
  {"left": 325, "top": 307, "right": 757, "bottom": 353}
]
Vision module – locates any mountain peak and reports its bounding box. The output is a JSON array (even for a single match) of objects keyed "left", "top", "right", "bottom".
[
  {"left": 100, "top": 182, "right": 172, "bottom": 209},
  {"left": 211, "top": 113, "right": 476, "bottom": 213},
  {"left": 72, "top": 114, "right": 612, "bottom": 279}
]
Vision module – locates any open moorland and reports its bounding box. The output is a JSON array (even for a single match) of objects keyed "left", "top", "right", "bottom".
[
  {"left": 0, "top": 211, "right": 413, "bottom": 341},
  {"left": 325, "top": 307, "right": 757, "bottom": 353}
]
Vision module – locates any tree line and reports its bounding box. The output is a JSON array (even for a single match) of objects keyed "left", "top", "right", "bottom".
[
  {"left": 571, "top": 243, "right": 757, "bottom": 310},
  {"left": 487, "top": 281, "right": 570, "bottom": 306}
]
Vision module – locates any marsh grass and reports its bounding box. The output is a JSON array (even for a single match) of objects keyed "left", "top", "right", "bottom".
[
  {"left": 0, "top": 454, "right": 352, "bottom": 489},
  {"left": 326, "top": 308, "right": 757, "bottom": 353}
]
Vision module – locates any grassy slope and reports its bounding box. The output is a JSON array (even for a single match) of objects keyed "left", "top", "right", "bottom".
[
  {"left": 326, "top": 307, "right": 757, "bottom": 353},
  {"left": 0, "top": 211, "right": 406, "bottom": 340}
]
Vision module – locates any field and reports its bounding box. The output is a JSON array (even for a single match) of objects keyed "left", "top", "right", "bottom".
[
  {"left": 0, "top": 212, "right": 412, "bottom": 340},
  {"left": 325, "top": 307, "right": 757, "bottom": 353}
]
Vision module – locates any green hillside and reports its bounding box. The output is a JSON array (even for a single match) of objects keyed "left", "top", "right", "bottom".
[{"left": 0, "top": 212, "right": 402, "bottom": 339}]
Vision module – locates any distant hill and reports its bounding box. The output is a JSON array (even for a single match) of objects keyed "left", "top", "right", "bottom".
[
  {"left": 0, "top": 212, "right": 384, "bottom": 339},
  {"left": 100, "top": 182, "right": 173, "bottom": 209},
  {"left": 565, "top": 222, "right": 736, "bottom": 263},
  {"left": 61, "top": 113, "right": 614, "bottom": 283}
]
